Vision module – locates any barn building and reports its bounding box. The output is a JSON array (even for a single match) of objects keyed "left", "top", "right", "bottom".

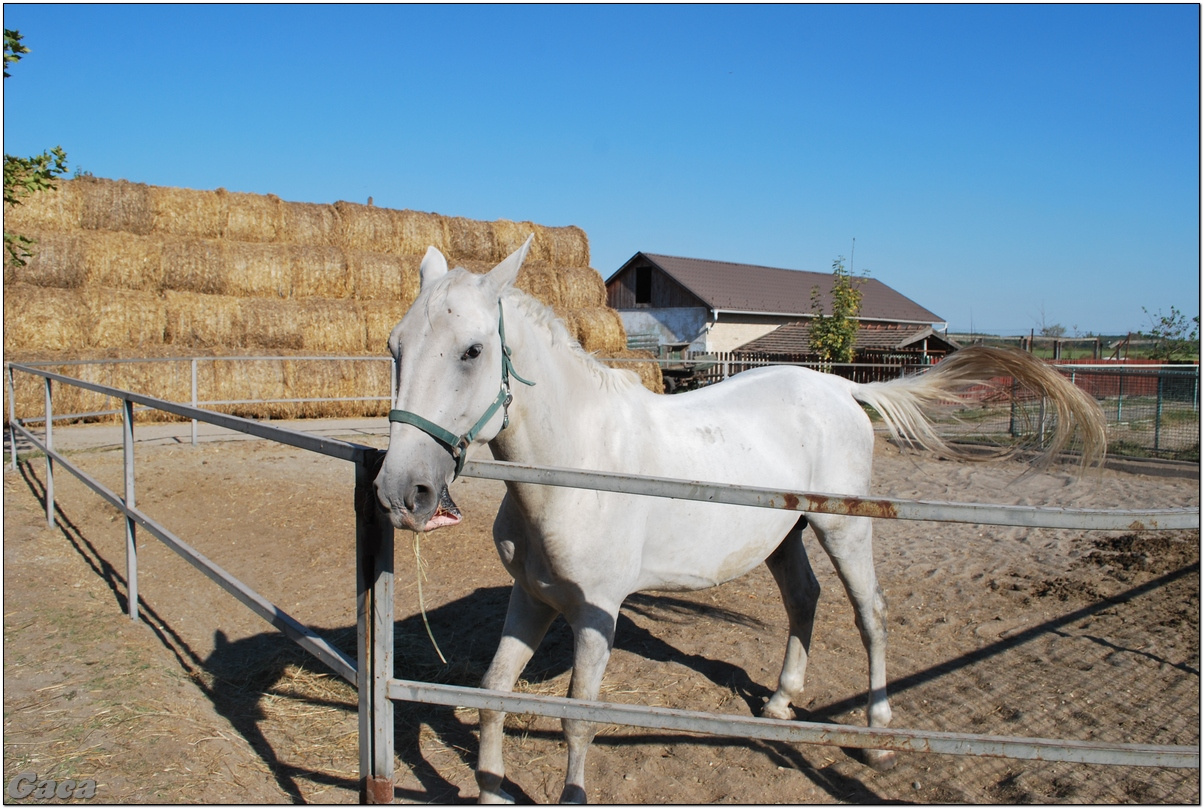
[{"left": 605, "top": 252, "right": 959, "bottom": 364}]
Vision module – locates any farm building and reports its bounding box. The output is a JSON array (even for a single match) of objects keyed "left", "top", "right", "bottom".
[{"left": 605, "top": 252, "right": 958, "bottom": 363}]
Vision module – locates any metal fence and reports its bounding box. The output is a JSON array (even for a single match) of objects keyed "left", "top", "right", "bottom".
[
  {"left": 7, "top": 355, "right": 1200, "bottom": 463},
  {"left": 612, "top": 355, "right": 1202, "bottom": 463},
  {"left": 5, "top": 362, "right": 1200, "bottom": 804}
]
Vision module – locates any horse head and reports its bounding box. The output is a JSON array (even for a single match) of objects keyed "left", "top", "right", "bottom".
[{"left": 374, "top": 236, "right": 533, "bottom": 532}]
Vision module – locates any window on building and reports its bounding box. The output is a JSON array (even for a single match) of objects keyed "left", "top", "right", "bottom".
[{"left": 635, "top": 266, "right": 652, "bottom": 305}]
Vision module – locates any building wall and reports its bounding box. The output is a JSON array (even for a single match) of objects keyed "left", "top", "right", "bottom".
[
  {"left": 617, "top": 307, "right": 709, "bottom": 351},
  {"left": 607, "top": 260, "right": 703, "bottom": 310},
  {"left": 707, "top": 319, "right": 784, "bottom": 353}
]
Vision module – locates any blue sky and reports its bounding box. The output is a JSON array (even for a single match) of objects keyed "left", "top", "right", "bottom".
[{"left": 3, "top": 3, "right": 1199, "bottom": 336}]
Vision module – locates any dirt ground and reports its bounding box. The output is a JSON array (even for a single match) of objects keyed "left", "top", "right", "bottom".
[{"left": 3, "top": 420, "right": 1200, "bottom": 804}]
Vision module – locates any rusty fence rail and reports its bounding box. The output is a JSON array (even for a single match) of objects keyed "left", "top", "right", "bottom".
[{"left": 5, "top": 362, "right": 1200, "bottom": 804}]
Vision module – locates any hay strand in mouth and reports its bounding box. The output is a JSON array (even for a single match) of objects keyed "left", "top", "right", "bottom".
[{"left": 412, "top": 531, "right": 448, "bottom": 665}]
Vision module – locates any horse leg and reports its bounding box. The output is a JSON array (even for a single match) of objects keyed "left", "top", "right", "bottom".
[
  {"left": 477, "top": 582, "right": 558, "bottom": 804},
  {"left": 559, "top": 605, "right": 618, "bottom": 804},
  {"left": 762, "top": 518, "right": 821, "bottom": 721},
  {"left": 809, "top": 513, "right": 897, "bottom": 771}
]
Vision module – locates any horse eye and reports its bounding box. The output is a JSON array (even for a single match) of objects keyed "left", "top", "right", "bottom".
[{"left": 461, "top": 344, "right": 483, "bottom": 361}]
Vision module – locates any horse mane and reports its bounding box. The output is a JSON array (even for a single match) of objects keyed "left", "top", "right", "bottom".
[{"left": 502, "top": 286, "right": 642, "bottom": 393}]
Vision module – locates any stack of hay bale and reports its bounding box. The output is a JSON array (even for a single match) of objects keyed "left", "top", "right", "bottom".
[{"left": 4, "top": 177, "right": 661, "bottom": 422}]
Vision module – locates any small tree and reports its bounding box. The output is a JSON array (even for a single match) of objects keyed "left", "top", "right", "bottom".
[
  {"left": 1140, "top": 305, "right": 1200, "bottom": 363},
  {"left": 4, "top": 29, "right": 69, "bottom": 266},
  {"left": 809, "top": 257, "right": 863, "bottom": 363}
]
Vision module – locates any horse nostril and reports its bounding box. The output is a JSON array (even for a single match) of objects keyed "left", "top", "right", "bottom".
[{"left": 406, "top": 484, "right": 436, "bottom": 515}]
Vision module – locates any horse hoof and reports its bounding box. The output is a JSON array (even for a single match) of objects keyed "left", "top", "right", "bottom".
[
  {"left": 478, "top": 789, "right": 515, "bottom": 805},
  {"left": 866, "top": 748, "right": 898, "bottom": 772},
  {"left": 559, "top": 784, "right": 587, "bottom": 804},
  {"left": 760, "top": 702, "right": 794, "bottom": 721}
]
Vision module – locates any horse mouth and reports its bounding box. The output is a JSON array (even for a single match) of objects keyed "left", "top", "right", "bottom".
[{"left": 423, "top": 486, "right": 462, "bottom": 531}]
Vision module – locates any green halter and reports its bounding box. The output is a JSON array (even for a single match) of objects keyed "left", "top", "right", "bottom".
[{"left": 388, "top": 301, "right": 534, "bottom": 479}]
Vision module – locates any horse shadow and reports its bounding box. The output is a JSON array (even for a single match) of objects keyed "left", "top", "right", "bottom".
[
  {"left": 197, "top": 585, "right": 889, "bottom": 804},
  {"left": 11, "top": 460, "right": 883, "bottom": 803}
]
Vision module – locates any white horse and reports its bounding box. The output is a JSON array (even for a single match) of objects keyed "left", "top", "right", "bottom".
[{"left": 374, "top": 237, "right": 1107, "bottom": 803}]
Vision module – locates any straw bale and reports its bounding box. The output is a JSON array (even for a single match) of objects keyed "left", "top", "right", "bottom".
[
  {"left": 348, "top": 251, "right": 420, "bottom": 303},
  {"left": 3, "top": 284, "right": 88, "bottom": 352},
  {"left": 490, "top": 221, "right": 590, "bottom": 267},
  {"left": 600, "top": 349, "right": 664, "bottom": 394},
  {"left": 161, "top": 238, "right": 226, "bottom": 295},
  {"left": 518, "top": 262, "right": 564, "bottom": 309},
  {"left": 361, "top": 301, "right": 410, "bottom": 354},
  {"left": 541, "top": 224, "right": 590, "bottom": 267},
  {"left": 3, "top": 178, "right": 84, "bottom": 233},
  {"left": 567, "top": 306, "right": 627, "bottom": 354},
  {"left": 458, "top": 258, "right": 563, "bottom": 309},
  {"left": 445, "top": 216, "right": 496, "bottom": 264},
  {"left": 225, "top": 191, "right": 283, "bottom": 242},
  {"left": 492, "top": 220, "right": 539, "bottom": 262},
  {"left": 393, "top": 209, "right": 448, "bottom": 255},
  {"left": 279, "top": 201, "right": 341, "bottom": 247},
  {"left": 282, "top": 357, "right": 389, "bottom": 419},
  {"left": 290, "top": 245, "right": 351, "bottom": 299},
  {"left": 5, "top": 231, "right": 86, "bottom": 288},
  {"left": 234, "top": 297, "right": 363, "bottom": 353},
  {"left": 163, "top": 290, "right": 244, "bottom": 348},
  {"left": 84, "top": 287, "right": 167, "bottom": 349},
  {"left": 79, "top": 231, "right": 165, "bottom": 290},
  {"left": 557, "top": 265, "right": 606, "bottom": 309},
  {"left": 78, "top": 177, "right": 153, "bottom": 235},
  {"left": 295, "top": 299, "right": 368, "bottom": 353},
  {"left": 240, "top": 298, "right": 304, "bottom": 350},
  {"left": 335, "top": 202, "right": 396, "bottom": 254},
  {"left": 206, "top": 357, "right": 290, "bottom": 416},
  {"left": 221, "top": 241, "right": 294, "bottom": 298},
  {"left": 148, "top": 185, "right": 226, "bottom": 239}
]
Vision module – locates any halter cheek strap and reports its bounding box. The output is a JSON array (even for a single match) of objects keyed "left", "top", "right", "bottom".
[{"left": 388, "top": 301, "right": 534, "bottom": 479}]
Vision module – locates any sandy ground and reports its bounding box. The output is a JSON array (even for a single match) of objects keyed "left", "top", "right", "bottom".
[{"left": 3, "top": 419, "right": 1199, "bottom": 804}]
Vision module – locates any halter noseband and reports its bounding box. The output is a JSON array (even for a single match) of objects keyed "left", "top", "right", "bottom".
[{"left": 388, "top": 301, "right": 534, "bottom": 479}]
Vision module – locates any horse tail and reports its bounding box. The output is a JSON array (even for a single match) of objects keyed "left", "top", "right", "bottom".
[{"left": 848, "top": 346, "right": 1108, "bottom": 469}]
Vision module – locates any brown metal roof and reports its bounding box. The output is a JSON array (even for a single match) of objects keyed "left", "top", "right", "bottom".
[
  {"left": 738, "top": 321, "right": 959, "bottom": 356},
  {"left": 632, "top": 253, "right": 944, "bottom": 324}
]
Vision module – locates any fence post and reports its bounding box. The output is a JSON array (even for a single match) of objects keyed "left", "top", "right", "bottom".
[
  {"left": 44, "top": 377, "right": 54, "bottom": 530},
  {"left": 191, "top": 359, "right": 199, "bottom": 447},
  {"left": 1116, "top": 371, "right": 1125, "bottom": 423},
  {"left": 356, "top": 450, "right": 395, "bottom": 804},
  {"left": 8, "top": 366, "right": 17, "bottom": 471},
  {"left": 1009, "top": 379, "right": 1019, "bottom": 438},
  {"left": 122, "top": 397, "right": 139, "bottom": 621},
  {"left": 1154, "top": 371, "right": 1164, "bottom": 453}
]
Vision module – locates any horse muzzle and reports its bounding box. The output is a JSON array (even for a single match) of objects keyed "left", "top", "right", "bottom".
[{"left": 374, "top": 468, "right": 462, "bottom": 533}]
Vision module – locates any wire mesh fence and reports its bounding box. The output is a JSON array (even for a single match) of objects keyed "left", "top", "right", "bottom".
[{"left": 933, "top": 364, "right": 1200, "bottom": 463}]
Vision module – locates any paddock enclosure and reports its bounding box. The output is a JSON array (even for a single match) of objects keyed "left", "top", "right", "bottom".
[
  {"left": 4, "top": 177, "right": 1199, "bottom": 802},
  {"left": 4, "top": 365, "right": 1199, "bottom": 803}
]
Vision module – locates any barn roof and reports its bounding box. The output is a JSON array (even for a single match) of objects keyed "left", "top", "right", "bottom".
[
  {"left": 737, "top": 321, "right": 960, "bottom": 356},
  {"left": 611, "top": 252, "right": 944, "bottom": 324}
]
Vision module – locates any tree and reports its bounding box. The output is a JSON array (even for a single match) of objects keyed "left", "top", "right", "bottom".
[
  {"left": 1140, "top": 305, "right": 1200, "bottom": 363},
  {"left": 809, "top": 257, "right": 863, "bottom": 363},
  {"left": 4, "top": 29, "right": 69, "bottom": 266}
]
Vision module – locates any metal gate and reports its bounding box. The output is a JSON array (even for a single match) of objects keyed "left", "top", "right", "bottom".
[{"left": 6, "top": 362, "right": 1200, "bottom": 804}]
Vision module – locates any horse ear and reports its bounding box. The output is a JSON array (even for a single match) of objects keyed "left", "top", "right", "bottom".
[
  {"left": 419, "top": 246, "right": 449, "bottom": 288},
  {"left": 486, "top": 234, "right": 533, "bottom": 293}
]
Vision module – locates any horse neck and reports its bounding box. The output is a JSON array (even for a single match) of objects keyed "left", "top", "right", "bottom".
[{"left": 488, "top": 296, "right": 613, "bottom": 467}]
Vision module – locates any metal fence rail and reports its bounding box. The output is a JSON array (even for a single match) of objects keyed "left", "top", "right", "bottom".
[
  {"left": 9, "top": 355, "right": 1201, "bottom": 462},
  {"left": 5, "top": 362, "right": 1200, "bottom": 805}
]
